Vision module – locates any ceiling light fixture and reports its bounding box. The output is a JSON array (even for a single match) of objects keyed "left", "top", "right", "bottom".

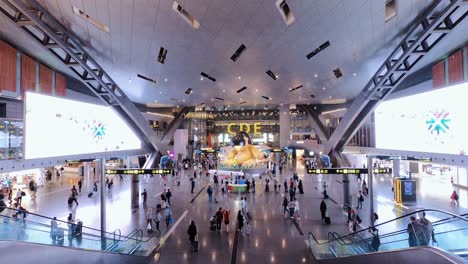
[
  {"left": 146, "top": 112, "right": 175, "bottom": 118},
  {"left": 172, "top": 1, "right": 200, "bottom": 29},
  {"left": 137, "top": 73, "right": 157, "bottom": 84},
  {"left": 214, "top": 97, "right": 224, "bottom": 101},
  {"left": 237, "top": 87, "right": 247, "bottom": 93},
  {"left": 200, "top": 77, "right": 204, "bottom": 80},
  {"left": 322, "top": 87, "right": 326, "bottom": 90},
  {"left": 200, "top": 72, "right": 216, "bottom": 82},
  {"left": 185, "top": 88, "right": 193, "bottom": 95},
  {"left": 353, "top": 73, "right": 357, "bottom": 76},
  {"left": 314, "top": 74, "right": 318, "bottom": 78},
  {"left": 231, "top": 44, "right": 247, "bottom": 62},
  {"left": 262, "top": 96, "right": 271, "bottom": 100},
  {"left": 306, "top": 41, "right": 330, "bottom": 60},
  {"left": 289, "top": 85, "right": 303, "bottom": 92},
  {"left": 266, "top": 70, "right": 278, "bottom": 80},
  {"left": 275, "top": 0, "right": 296, "bottom": 26},
  {"left": 165, "top": 78, "right": 168, "bottom": 82},
  {"left": 72, "top": 6, "right": 110, "bottom": 33},
  {"left": 157, "top": 47, "right": 168, "bottom": 64}
]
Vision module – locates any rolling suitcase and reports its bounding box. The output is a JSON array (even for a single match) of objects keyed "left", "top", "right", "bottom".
[
  {"left": 67, "top": 197, "right": 73, "bottom": 206},
  {"left": 324, "top": 217, "right": 331, "bottom": 224},
  {"left": 192, "top": 235, "right": 199, "bottom": 252}
]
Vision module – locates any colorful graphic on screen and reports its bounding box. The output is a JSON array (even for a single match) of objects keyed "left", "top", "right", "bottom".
[
  {"left": 25, "top": 92, "right": 141, "bottom": 159},
  {"left": 375, "top": 82, "right": 468, "bottom": 155}
]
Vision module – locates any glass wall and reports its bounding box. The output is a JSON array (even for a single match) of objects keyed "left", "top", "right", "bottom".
[{"left": 0, "top": 118, "right": 23, "bottom": 160}]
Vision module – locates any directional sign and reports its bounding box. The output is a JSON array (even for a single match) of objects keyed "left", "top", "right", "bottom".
[
  {"left": 307, "top": 168, "right": 392, "bottom": 174},
  {"left": 105, "top": 169, "right": 171, "bottom": 175}
]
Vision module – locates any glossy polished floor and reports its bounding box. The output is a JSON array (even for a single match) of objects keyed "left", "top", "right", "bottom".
[{"left": 6, "top": 160, "right": 468, "bottom": 263}]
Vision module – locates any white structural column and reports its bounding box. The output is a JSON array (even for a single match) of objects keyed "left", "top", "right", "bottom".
[
  {"left": 279, "top": 105, "right": 290, "bottom": 148},
  {"left": 99, "top": 158, "right": 106, "bottom": 250},
  {"left": 393, "top": 159, "right": 401, "bottom": 178},
  {"left": 367, "top": 156, "right": 375, "bottom": 226}
]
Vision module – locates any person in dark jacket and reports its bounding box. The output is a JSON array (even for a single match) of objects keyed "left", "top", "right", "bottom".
[
  {"left": 298, "top": 180, "right": 304, "bottom": 194},
  {"left": 320, "top": 200, "right": 327, "bottom": 221},
  {"left": 282, "top": 196, "right": 289, "bottom": 215},
  {"left": 215, "top": 207, "right": 224, "bottom": 231},
  {"left": 237, "top": 210, "right": 244, "bottom": 231},
  {"left": 407, "top": 216, "right": 418, "bottom": 247},
  {"left": 187, "top": 221, "right": 197, "bottom": 245}
]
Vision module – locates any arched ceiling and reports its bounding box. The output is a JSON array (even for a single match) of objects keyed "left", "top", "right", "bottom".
[{"left": 0, "top": 0, "right": 466, "bottom": 108}]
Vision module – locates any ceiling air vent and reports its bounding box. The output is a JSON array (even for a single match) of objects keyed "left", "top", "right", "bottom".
[
  {"left": 306, "top": 41, "right": 330, "bottom": 60},
  {"left": 289, "top": 85, "right": 303, "bottom": 92},
  {"left": 231, "top": 44, "right": 247, "bottom": 62},
  {"left": 72, "top": 6, "right": 109, "bottom": 33},
  {"left": 261, "top": 96, "right": 272, "bottom": 100},
  {"left": 275, "top": 0, "right": 295, "bottom": 26},
  {"left": 136, "top": 74, "right": 157, "bottom": 84},
  {"left": 385, "top": 0, "right": 397, "bottom": 22},
  {"left": 157, "top": 47, "right": 168, "bottom": 64},
  {"left": 214, "top": 97, "right": 224, "bottom": 101},
  {"left": 237, "top": 87, "right": 247, "bottom": 93},
  {"left": 185, "top": 88, "right": 193, "bottom": 95},
  {"left": 333, "top": 68, "right": 343, "bottom": 79},
  {"left": 266, "top": 70, "right": 278, "bottom": 80},
  {"left": 172, "top": 1, "right": 200, "bottom": 29},
  {"left": 200, "top": 72, "right": 216, "bottom": 82}
]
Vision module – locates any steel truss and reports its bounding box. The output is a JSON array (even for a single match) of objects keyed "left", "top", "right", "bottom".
[
  {"left": 0, "top": 0, "right": 163, "bottom": 153},
  {"left": 324, "top": 0, "right": 468, "bottom": 161}
]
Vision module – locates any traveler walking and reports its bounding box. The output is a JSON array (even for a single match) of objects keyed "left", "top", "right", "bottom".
[
  {"left": 71, "top": 190, "right": 79, "bottom": 206},
  {"left": 166, "top": 189, "right": 172, "bottom": 206},
  {"left": 191, "top": 178, "right": 195, "bottom": 193},
  {"left": 215, "top": 207, "right": 223, "bottom": 231},
  {"left": 320, "top": 200, "right": 327, "bottom": 222},
  {"left": 77, "top": 179, "right": 82, "bottom": 193},
  {"left": 417, "top": 212, "right": 436, "bottom": 245},
  {"left": 289, "top": 187, "right": 294, "bottom": 202},
  {"left": 154, "top": 210, "right": 162, "bottom": 233},
  {"left": 187, "top": 220, "right": 197, "bottom": 245},
  {"left": 288, "top": 200, "right": 295, "bottom": 219},
  {"left": 223, "top": 209, "right": 231, "bottom": 232},
  {"left": 164, "top": 207, "right": 172, "bottom": 228},
  {"left": 207, "top": 185, "right": 213, "bottom": 203},
  {"left": 237, "top": 210, "right": 244, "bottom": 231},
  {"left": 141, "top": 189, "right": 148, "bottom": 206},
  {"left": 294, "top": 198, "right": 300, "bottom": 219},
  {"left": 29, "top": 179, "right": 38, "bottom": 199},
  {"left": 93, "top": 182, "right": 98, "bottom": 192},
  {"left": 252, "top": 179, "right": 256, "bottom": 193},
  {"left": 284, "top": 179, "right": 288, "bottom": 193},
  {"left": 67, "top": 213, "right": 75, "bottom": 238},
  {"left": 450, "top": 190, "right": 459, "bottom": 206},
  {"left": 282, "top": 196, "right": 289, "bottom": 215},
  {"left": 146, "top": 207, "right": 153, "bottom": 233},
  {"left": 357, "top": 191, "right": 364, "bottom": 209},
  {"left": 298, "top": 180, "right": 304, "bottom": 194},
  {"left": 16, "top": 189, "right": 23, "bottom": 206}
]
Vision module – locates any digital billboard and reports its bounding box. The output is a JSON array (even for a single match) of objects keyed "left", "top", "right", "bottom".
[
  {"left": 24, "top": 92, "right": 141, "bottom": 159},
  {"left": 375, "top": 82, "right": 468, "bottom": 155}
]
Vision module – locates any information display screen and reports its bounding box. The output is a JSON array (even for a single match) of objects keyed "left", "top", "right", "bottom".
[
  {"left": 307, "top": 168, "right": 392, "bottom": 174},
  {"left": 24, "top": 92, "right": 141, "bottom": 159},
  {"left": 375, "top": 82, "right": 468, "bottom": 155},
  {"left": 105, "top": 169, "right": 171, "bottom": 175}
]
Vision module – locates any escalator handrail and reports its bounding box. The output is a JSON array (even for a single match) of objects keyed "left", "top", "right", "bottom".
[
  {"left": 376, "top": 212, "right": 468, "bottom": 240},
  {"left": 331, "top": 213, "right": 468, "bottom": 247},
  {"left": 308, "top": 208, "right": 468, "bottom": 246},
  {"left": 0, "top": 207, "right": 138, "bottom": 241}
]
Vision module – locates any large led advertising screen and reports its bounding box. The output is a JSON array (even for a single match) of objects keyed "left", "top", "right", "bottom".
[
  {"left": 375, "top": 82, "right": 468, "bottom": 155},
  {"left": 24, "top": 92, "right": 141, "bottom": 159}
]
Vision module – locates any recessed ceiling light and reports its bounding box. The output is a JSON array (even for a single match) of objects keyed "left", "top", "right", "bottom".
[
  {"left": 275, "top": 75, "right": 279, "bottom": 79},
  {"left": 314, "top": 106, "right": 317, "bottom": 109},
  {"left": 128, "top": 78, "right": 132, "bottom": 83},
  {"left": 160, "top": 91, "right": 163, "bottom": 94},
  {"left": 211, "top": 98, "right": 214, "bottom": 102},
  {"left": 182, "top": 99, "right": 186, "bottom": 102},
  {"left": 154, "top": 100, "right": 158, "bottom": 103},
  {"left": 322, "top": 87, "right": 325, "bottom": 90},
  {"left": 240, "top": 98, "right": 243, "bottom": 101},
  {"left": 238, "top": 76, "right": 241, "bottom": 80},
  {"left": 329, "top": 96, "right": 332, "bottom": 99},
  {"left": 200, "top": 77, "right": 204, "bottom": 80},
  {"left": 280, "top": 103, "right": 283, "bottom": 106},
  {"left": 222, "top": 89, "right": 226, "bottom": 93},
  {"left": 353, "top": 73, "right": 357, "bottom": 76},
  {"left": 314, "top": 74, "right": 318, "bottom": 78},
  {"left": 165, "top": 78, "right": 168, "bottom": 82},
  {"left": 255, "top": 89, "right": 258, "bottom": 92},
  {"left": 176, "top": 105, "right": 179, "bottom": 108}
]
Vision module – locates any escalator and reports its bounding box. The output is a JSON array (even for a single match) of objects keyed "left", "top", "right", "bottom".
[
  {"left": 0, "top": 207, "right": 159, "bottom": 263},
  {"left": 307, "top": 209, "right": 468, "bottom": 263}
]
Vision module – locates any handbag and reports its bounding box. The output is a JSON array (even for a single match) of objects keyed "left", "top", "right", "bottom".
[{"left": 169, "top": 217, "right": 174, "bottom": 225}]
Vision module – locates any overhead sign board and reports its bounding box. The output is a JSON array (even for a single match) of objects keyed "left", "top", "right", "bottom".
[
  {"left": 307, "top": 168, "right": 392, "bottom": 174},
  {"left": 375, "top": 156, "right": 432, "bottom": 162},
  {"left": 105, "top": 169, "right": 171, "bottom": 175}
]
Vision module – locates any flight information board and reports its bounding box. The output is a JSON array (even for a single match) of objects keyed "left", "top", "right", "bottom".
[
  {"left": 307, "top": 168, "right": 392, "bottom": 174},
  {"left": 105, "top": 169, "right": 171, "bottom": 175}
]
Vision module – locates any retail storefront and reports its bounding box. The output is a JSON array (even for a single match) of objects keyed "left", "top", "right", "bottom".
[{"left": 0, "top": 168, "right": 44, "bottom": 195}]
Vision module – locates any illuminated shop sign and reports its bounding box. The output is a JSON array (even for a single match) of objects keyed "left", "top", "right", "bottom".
[
  {"left": 227, "top": 122, "right": 262, "bottom": 135},
  {"left": 105, "top": 169, "right": 171, "bottom": 175},
  {"left": 307, "top": 168, "right": 392, "bottom": 174}
]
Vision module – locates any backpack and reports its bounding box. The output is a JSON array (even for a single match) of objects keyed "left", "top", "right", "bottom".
[{"left": 359, "top": 195, "right": 364, "bottom": 202}]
